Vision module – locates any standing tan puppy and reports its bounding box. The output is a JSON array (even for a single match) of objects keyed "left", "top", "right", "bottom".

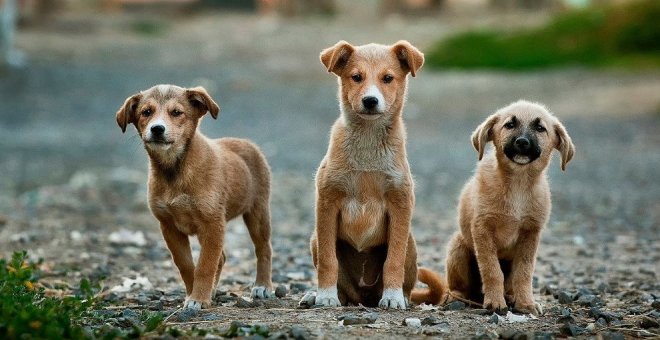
[
  {"left": 299, "top": 41, "right": 424, "bottom": 309},
  {"left": 116, "top": 85, "right": 273, "bottom": 310},
  {"left": 441, "top": 100, "right": 575, "bottom": 315}
]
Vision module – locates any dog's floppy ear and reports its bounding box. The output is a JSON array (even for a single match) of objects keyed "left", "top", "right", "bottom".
[
  {"left": 391, "top": 40, "right": 424, "bottom": 77},
  {"left": 471, "top": 114, "right": 499, "bottom": 161},
  {"left": 554, "top": 121, "right": 575, "bottom": 171},
  {"left": 187, "top": 87, "right": 220, "bottom": 119},
  {"left": 320, "top": 41, "right": 355, "bottom": 75},
  {"left": 116, "top": 93, "right": 142, "bottom": 133}
]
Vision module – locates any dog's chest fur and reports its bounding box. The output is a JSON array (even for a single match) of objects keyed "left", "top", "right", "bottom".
[
  {"left": 149, "top": 185, "right": 219, "bottom": 235},
  {"left": 327, "top": 120, "right": 408, "bottom": 252}
]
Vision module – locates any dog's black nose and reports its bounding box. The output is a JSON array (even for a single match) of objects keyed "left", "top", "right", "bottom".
[
  {"left": 362, "top": 96, "right": 379, "bottom": 110},
  {"left": 515, "top": 136, "right": 530, "bottom": 150},
  {"left": 151, "top": 125, "right": 165, "bottom": 136}
]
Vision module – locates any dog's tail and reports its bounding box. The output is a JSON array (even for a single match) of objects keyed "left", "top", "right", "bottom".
[{"left": 410, "top": 267, "right": 447, "bottom": 305}]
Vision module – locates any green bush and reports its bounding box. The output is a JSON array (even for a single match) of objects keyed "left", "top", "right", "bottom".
[
  {"left": 0, "top": 251, "right": 91, "bottom": 339},
  {"left": 427, "top": 0, "right": 660, "bottom": 70}
]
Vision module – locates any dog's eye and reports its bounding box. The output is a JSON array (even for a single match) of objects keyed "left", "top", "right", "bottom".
[
  {"left": 535, "top": 125, "right": 546, "bottom": 132},
  {"left": 351, "top": 74, "right": 362, "bottom": 82},
  {"left": 383, "top": 74, "right": 394, "bottom": 83},
  {"left": 171, "top": 110, "right": 183, "bottom": 117},
  {"left": 141, "top": 109, "right": 152, "bottom": 117},
  {"left": 504, "top": 121, "right": 516, "bottom": 129}
]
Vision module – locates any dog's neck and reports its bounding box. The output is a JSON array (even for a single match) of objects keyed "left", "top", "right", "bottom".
[
  {"left": 339, "top": 109, "right": 405, "bottom": 171},
  {"left": 147, "top": 132, "right": 209, "bottom": 183}
]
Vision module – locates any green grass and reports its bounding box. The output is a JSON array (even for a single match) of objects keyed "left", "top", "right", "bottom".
[
  {"left": 0, "top": 251, "right": 169, "bottom": 339},
  {"left": 427, "top": 0, "right": 660, "bottom": 70}
]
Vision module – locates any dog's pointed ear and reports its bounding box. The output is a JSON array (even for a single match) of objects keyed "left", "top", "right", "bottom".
[
  {"left": 554, "top": 121, "right": 575, "bottom": 171},
  {"left": 471, "top": 114, "right": 499, "bottom": 161},
  {"left": 320, "top": 41, "right": 355, "bottom": 75},
  {"left": 187, "top": 87, "right": 220, "bottom": 119},
  {"left": 391, "top": 40, "right": 424, "bottom": 77},
  {"left": 116, "top": 93, "right": 142, "bottom": 133}
]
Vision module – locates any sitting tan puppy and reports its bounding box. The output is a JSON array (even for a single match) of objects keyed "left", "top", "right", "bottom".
[
  {"left": 300, "top": 40, "right": 424, "bottom": 309},
  {"left": 116, "top": 85, "right": 273, "bottom": 309},
  {"left": 442, "top": 100, "right": 575, "bottom": 315}
]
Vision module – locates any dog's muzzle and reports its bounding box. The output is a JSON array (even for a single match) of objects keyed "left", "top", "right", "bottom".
[{"left": 504, "top": 136, "right": 541, "bottom": 165}]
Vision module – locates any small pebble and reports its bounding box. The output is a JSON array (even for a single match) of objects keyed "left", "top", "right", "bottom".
[
  {"left": 290, "top": 326, "right": 309, "bottom": 340},
  {"left": 176, "top": 308, "right": 198, "bottom": 322},
  {"left": 339, "top": 313, "right": 378, "bottom": 325},
  {"left": 444, "top": 301, "right": 466, "bottom": 311},
  {"left": 275, "top": 285, "right": 288, "bottom": 298},
  {"left": 557, "top": 290, "right": 575, "bottom": 304},
  {"left": 559, "top": 322, "right": 584, "bottom": 336},
  {"left": 638, "top": 315, "right": 660, "bottom": 329},
  {"left": 601, "top": 331, "right": 625, "bottom": 340},
  {"left": 403, "top": 318, "right": 421, "bottom": 327},
  {"left": 421, "top": 316, "right": 442, "bottom": 326}
]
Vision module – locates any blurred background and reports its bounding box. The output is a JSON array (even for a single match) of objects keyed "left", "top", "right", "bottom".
[{"left": 0, "top": 0, "right": 658, "bottom": 320}]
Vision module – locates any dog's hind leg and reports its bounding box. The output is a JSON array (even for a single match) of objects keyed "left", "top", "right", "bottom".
[
  {"left": 445, "top": 231, "right": 474, "bottom": 303},
  {"left": 244, "top": 202, "right": 273, "bottom": 298},
  {"left": 212, "top": 250, "right": 227, "bottom": 294}
]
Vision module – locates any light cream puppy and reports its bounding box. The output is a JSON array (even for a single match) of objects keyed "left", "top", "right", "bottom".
[{"left": 444, "top": 100, "right": 575, "bottom": 315}]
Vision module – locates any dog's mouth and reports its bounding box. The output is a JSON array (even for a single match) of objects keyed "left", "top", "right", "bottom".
[
  {"left": 357, "top": 109, "right": 384, "bottom": 119},
  {"left": 145, "top": 139, "right": 174, "bottom": 146},
  {"left": 505, "top": 150, "right": 541, "bottom": 165}
]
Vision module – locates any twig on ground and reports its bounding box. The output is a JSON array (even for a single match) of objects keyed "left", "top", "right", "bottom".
[{"left": 447, "top": 292, "right": 483, "bottom": 308}]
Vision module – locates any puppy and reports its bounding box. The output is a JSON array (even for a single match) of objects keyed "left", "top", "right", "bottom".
[
  {"left": 442, "top": 100, "right": 575, "bottom": 315},
  {"left": 300, "top": 41, "right": 424, "bottom": 309},
  {"left": 116, "top": 85, "right": 273, "bottom": 309}
]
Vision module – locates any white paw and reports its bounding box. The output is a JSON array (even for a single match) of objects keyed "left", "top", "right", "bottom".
[
  {"left": 251, "top": 286, "right": 272, "bottom": 299},
  {"left": 315, "top": 287, "right": 341, "bottom": 307},
  {"left": 183, "top": 299, "right": 203, "bottom": 310},
  {"left": 378, "top": 288, "right": 407, "bottom": 309}
]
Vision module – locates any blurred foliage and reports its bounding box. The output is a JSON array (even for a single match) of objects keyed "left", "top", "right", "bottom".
[
  {"left": 0, "top": 251, "right": 90, "bottom": 339},
  {"left": 130, "top": 19, "right": 168, "bottom": 36},
  {"left": 427, "top": 0, "right": 660, "bottom": 70},
  {"left": 0, "top": 251, "right": 169, "bottom": 339}
]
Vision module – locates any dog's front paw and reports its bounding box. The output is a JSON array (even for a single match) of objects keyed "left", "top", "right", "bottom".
[
  {"left": 315, "top": 287, "right": 341, "bottom": 307},
  {"left": 251, "top": 286, "right": 272, "bottom": 299},
  {"left": 378, "top": 288, "right": 407, "bottom": 309},
  {"left": 183, "top": 298, "right": 208, "bottom": 310},
  {"left": 514, "top": 301, "right": 543, "bottom": 316},
  {"left": 483, "top": 294, "right": 508, "bottom": 314}
]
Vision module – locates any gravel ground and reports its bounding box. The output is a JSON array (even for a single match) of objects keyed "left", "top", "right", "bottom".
[{"left": 0, "top": 9, "right": 659, "bottom": 339}]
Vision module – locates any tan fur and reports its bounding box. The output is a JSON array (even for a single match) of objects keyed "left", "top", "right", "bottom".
[
  {"left": 410, "top": 267, "right": 447, "bottom": 305},
  {"left": 445, "top": 100, "right": 575, "bottom": 315},
  {"left": 116, "top": 85, "right": 273, "bottom": 308},
  {"left": 308, "top": 41, "right": 424, "bottom": 308}
]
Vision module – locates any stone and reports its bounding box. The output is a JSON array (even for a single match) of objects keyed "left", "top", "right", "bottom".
[
  {"left": 444, "top": 300, "right": 466, "bottom": 311},
  {"left": 559, "top": 322, "right": 584, "bottom": 336},
  {"left": 338, "top": 313, "right": 378, "bottom": 325},
  {"left": 290, "top": 326, "right": 309, "bottom": 340},
  {"left": 601, "top": 332, "right": 625, "bottom": 340},
  {"left": 421, "top": 316, "right": 442, "bottom": 326},
  {"left": 403, "top": 318, "right": 421, "bottom": 327},
  {"left": 275, "top": 285, "right": 288, "bottom": 298},
  {"left": 638, "top": 316, "right": 660, "bottom": 329},
  {"left": 557, "top": 290, "right": 575, "bottom": 304},
  {"left": 489, "top": 313, "right": 502, "bottom": 324}
]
